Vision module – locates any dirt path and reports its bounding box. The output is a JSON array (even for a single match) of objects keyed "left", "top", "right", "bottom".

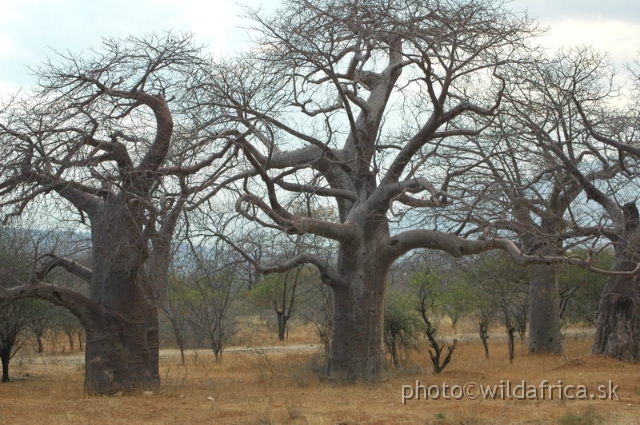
[{"left": 16, "top": 328, "right": 594, "bottom": 367}]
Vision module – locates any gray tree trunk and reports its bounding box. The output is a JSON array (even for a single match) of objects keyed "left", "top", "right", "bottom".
[
  {"left": 593, "top": 203, "right": 640, "bottom": 361},
  {"left": 84, "top": 308, "right": 159, "bottom": 394},
  {"left": 82, "top": 195, "right": 161, "bottom": 394},
  {"left": 528, "top": 264, "right": 563, "bottom": 354},
  {"left": 327, "top": 218, "right": 390, "bottom": 382},
  {"left": 593, "top": 259, "right": 640, "bottom": 360},
  {"left": 329, "top": 275, "right": 386, "bottom": 381}
]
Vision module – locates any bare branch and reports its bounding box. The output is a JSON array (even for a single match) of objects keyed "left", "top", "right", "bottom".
[
  {"left": 386, "top": 230, "right": 640, "bottom": 276},
  {"left": 35, "top": 254, "right": 92, "bottom": 283},
  {"left": 0, "top": 281, "right": 111, "bottom": 329}
]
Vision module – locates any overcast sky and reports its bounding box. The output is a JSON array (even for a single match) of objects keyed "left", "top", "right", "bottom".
[{"left": 1, "top": 0, "right": 638, "bottom": 96}]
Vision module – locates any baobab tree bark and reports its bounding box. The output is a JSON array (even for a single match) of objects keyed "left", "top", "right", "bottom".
[
  {"left": 500, "top": 47, "right": 640, "bottom": 359},
  {"left": 525, "top": 106, "right": 640, "bottom": 360},
  {"left": 571, "top": 74, "right": 640, "bottom": 360},
  {"left": 0, "top": 279, "right": 158, "bottom": 393},
  {"left": 520, "top": 85, "right": 640, "bottom": 361},
  {"left": 328, "top": 218, "right": 391, "bottom": 380},
  {"left": 527, "top": 263, "right": 563, "bottom": 354},
  {"left": 593, "top": 204, "right": 640, "bottom": 360}
]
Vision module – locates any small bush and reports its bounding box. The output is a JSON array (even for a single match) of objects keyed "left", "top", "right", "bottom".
[{"left": 384, "top": 291, "right": 423, "bottom": 367}]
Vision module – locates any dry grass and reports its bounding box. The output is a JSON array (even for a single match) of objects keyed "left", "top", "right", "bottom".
[{"left": 1, "top": 324, "right": 639, "bottom": 425}]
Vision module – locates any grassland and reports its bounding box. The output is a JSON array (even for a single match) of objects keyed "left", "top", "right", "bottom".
[{"left": 1, "top": 322, "right": 639, "bottom": 424}]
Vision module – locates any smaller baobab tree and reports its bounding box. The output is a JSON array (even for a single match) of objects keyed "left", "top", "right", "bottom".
[
  {"left": 0, "top": 33, "right": 240, "bottom": 394},
  {"left": 508, "top": 47, "right": 640, "bottom": 361}
]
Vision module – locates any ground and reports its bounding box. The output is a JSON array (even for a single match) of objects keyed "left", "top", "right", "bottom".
[{"left": 1, "top": 323, "right": 639, "bottom": 424}]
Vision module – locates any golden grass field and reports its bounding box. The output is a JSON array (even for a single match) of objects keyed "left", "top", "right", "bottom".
[{"left": 1, "top": 323, "right": 639, "bottom": 425}]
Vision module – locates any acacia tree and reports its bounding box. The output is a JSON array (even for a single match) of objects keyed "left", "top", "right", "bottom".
[
  {"left": 0, "top": 34, "right": 238, "bottom": 394},
  {"left": 183, "top": 252, "right": 241, "bottom": 363},
  {"left": 203, "top": 0, "right": 596, "bottom": 381},
  {"left": 249, "top": 234, "right": 321, "bottom": 341}
]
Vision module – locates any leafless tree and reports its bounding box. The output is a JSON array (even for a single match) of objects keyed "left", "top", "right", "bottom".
[
  {"left": 561, "top": 55, "right": 640, "bottom": 360},
  {"left": 499, "top": 45, "right": 640, "bottom": 361},
  {"left": 0, "top": 33, "right": 239, "bottom": 394},
  {"left": 201, "top": 0, "right": 609, "bottom": 381},
  {"left": 160, "top": 271, "right": 193, "bottom": 366},
  {"left": 182, "top": 246, "right": 242, "bottom": 362},
  {"left": 462, "top": 252, "right": 529, "bottom": 364},
  {"left": 248, "top": 232, "right": 324, "bottom": 341},
  {"left": 456, "top": 52, "right": 621, "bottom": 355},
  {"left": 0, "top": 228, "right": 45, "bottom": 382}
]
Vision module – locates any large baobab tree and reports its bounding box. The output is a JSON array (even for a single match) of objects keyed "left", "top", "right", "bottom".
[
  {"left": 205, "top": 0, "right": 596, "bottom": 382},
  {"left": 0, "top": 33, "right": 238, "bottom": 394}
]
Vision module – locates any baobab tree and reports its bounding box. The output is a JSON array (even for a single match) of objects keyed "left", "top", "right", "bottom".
[
  {"left": 506, "top": 47, "right": 640, "bottom": 361},
  {"left": 204, "top": 0, "right": 601, "bottom": 381},
  {"left": 569, "top": 55, "right": 640, "bottom": 360},
  {"left": 457, "top": 49, "right": 623, "bottom": 355},
  {"left": 0, "top": 33, "right": 239, "bottom": 394}
]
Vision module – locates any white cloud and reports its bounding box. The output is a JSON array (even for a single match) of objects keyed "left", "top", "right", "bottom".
[
  {"left": 0, "top": 0, "right": 637, "bottom": 95},
  {"left": 0, "top": 33, "right": 15, "bottom": 54},
  {"left": 540, "top": 19, "right": 640, "bottom": 66},
  {"left": 0, "top": 0, "right": 281, "bottom": 92}
]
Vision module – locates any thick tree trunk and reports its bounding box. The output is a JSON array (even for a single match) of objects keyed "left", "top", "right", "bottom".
[
  {"left": 593, "top": 203, "right": 640, "bottom": 361},
  {"left": 593, "top": 260, "right": 640, "bottom": 361},
  {"left": 528, "top": 264, "right": 563, "bottom": 354},
  {"left": 329, "top": 282, "right": 386, "bottom": 381},
  {"left": 82, "top": 198, "right": 161, "bottom": 394},
  {"left": 84, "top": 304, "right": 159, "bottom": 394},
  {"left": 328, "top": 226, "right": 389, "bottom": 382}
]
